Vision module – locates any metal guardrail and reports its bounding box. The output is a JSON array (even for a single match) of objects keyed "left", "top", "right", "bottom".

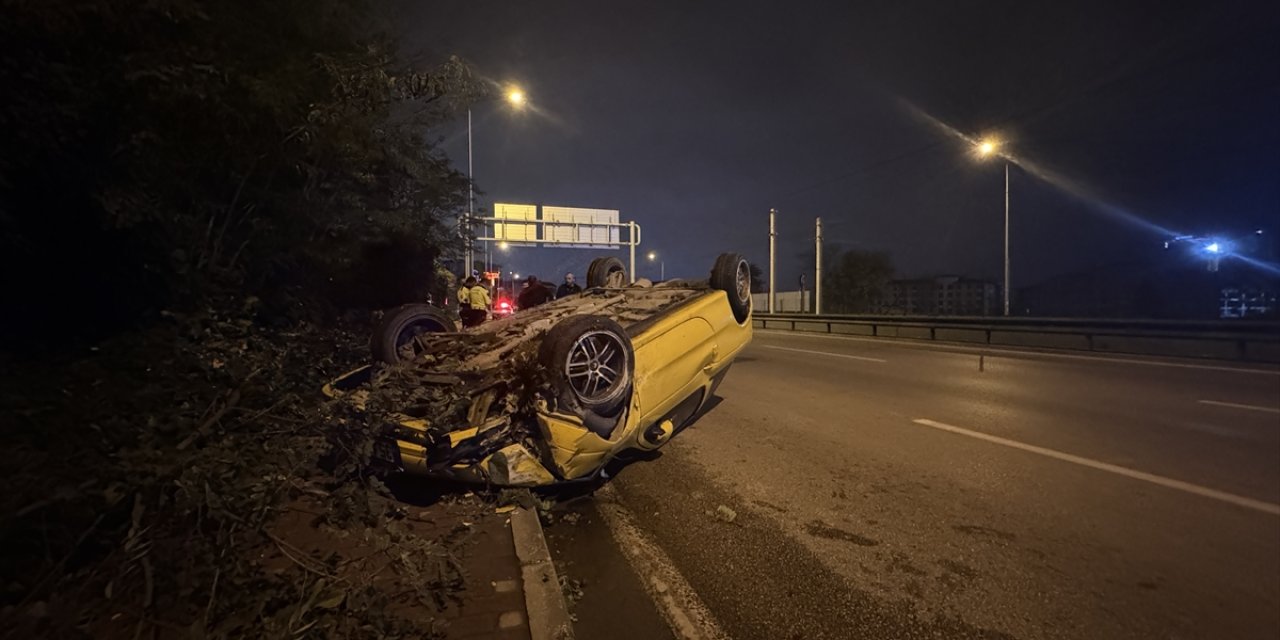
[{"left": 753, "top": 313, "right": 1280, "bottom": 364}]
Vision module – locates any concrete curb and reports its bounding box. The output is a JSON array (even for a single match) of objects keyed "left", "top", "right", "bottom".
[{"left": 510, "top": 500, "right": 576, "bottom": 640}]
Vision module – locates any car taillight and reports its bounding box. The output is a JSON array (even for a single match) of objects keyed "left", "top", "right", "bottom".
[{"left": 500, "top": 301, "right": 511, "bottom": 309}]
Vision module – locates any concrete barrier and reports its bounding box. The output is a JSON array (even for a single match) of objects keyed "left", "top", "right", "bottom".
[
  {"left": 794, "top": 321, "right": 829, "bottom": 333},
  {"left": 1090, "top": 335, "right": 1242, "bottom": 360},
  {"left": 877, "top": 325, "right": 933, "bottom": 340},
  {"left": 934, "top": 328, "right": 989, "bottom": 344},
  {"left": 990, "top": 330, "right": 1092, "bottom": 351},
  {"left": 831, "top": 322, "right": 875, "bottom": 336},
  {"left": 1246, "top": 340, "right": 1280, "bottom": 363}
]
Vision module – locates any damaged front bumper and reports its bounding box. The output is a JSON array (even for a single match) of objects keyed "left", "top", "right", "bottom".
[{"left": 326, "top": 367, "right": 624, "bottom": 487}]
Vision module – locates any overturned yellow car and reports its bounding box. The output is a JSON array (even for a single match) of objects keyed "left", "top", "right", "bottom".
[{"left": 324, "top": 253, "right": 753, "bottom": 486}]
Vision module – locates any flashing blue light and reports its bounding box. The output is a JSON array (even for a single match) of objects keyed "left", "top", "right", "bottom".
[{"left": 1206, "top": 242, "right": 1221, "bottom": 253}]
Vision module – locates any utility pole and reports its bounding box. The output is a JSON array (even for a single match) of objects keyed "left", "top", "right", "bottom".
[
  {"left": 465, "top": 109, "right": 474, "bottom": 277},
  {"left": 815, "top": 217, "right": 823, "bottom": 315},
  {"left": 769, "top": 209, "right": 777, "bottom": 313},
  {"left": 628, "top": 220, "right": 637, "bottom": 283},
  {"left": 1003, "top": 161, "right": 1010, "bottom": 316}
]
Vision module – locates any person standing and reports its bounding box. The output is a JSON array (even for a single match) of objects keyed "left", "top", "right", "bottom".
[
  {"left": 456, "top": 277, "right": 471, "bottom": 307},
  {"left": 459, "top": 276, "right": 490, "bottom": 328},
  {"left": 517, "top": 275, "right": 553, "bottom": 310},
  {"left": 555, "top": 272, "right": 582, "bottom": 299}
]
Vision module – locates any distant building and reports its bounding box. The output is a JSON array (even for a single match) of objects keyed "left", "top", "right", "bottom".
[
  {"left": 1018, "top": 260, "right": 1278, "bottom": 319},
  {"left": 1219, "top": 287, "right": 1277, "bottom": 319},
  {"left": 885, "top": 276, "right": 998, "bottom": 316}
]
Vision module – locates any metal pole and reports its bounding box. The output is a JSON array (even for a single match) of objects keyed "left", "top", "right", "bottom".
[
  {"left": 629, "top": 221, "right": 636, "bottom": 283},
  {"left": 465, "top": 109, "right": 474, "bottom": 277},
  {"left": 1003, "top": 161, "right": 1010, "bottom": 316},
  {"left": 815, "top": 217, "right": 823, "bottom": 315},
  {"left": 661, "top": 261, "right": 665, "bottom": 280},
  {"left": 769, "top": 209, "right": 776, "bottom": 313}
]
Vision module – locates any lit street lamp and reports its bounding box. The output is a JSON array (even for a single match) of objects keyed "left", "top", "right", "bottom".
[
  {"left": 647, "top": 251, "right": 664, "bottom": 280},
  {"left": 977, "top": 137, "right": 1011, "bottom": 316},
  {"left": 466, "top": 86, "right": 528, "bottom": 276}
]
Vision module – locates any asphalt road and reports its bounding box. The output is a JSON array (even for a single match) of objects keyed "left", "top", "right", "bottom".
[{"left": 551, "top": 330, "right": 1280, "bottom": 640}]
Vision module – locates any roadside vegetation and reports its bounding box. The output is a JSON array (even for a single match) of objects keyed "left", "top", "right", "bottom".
[{"left": 0, "top": 2, "right": 489, "bottom": 636}]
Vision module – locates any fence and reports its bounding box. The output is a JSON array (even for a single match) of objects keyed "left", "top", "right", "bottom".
[{"left": 752, "top": 312, "right": 1280, "bottom": 363}]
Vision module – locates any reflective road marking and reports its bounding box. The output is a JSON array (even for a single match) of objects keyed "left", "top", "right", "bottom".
[
  {"left": 912, "top": 418, "right": 1280, "bottom": 517},
  {"left": 763, "top": 344, "right": 887, "bottom": 363},
  {"left": 1198, "top": 400, "right": 1280, "bottom": 415}
]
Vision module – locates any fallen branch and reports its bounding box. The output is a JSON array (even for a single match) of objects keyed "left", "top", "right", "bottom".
[
  {"left": 177, "top": 369, "right": 261, "bottom": 451},
  {"left": 265, "top": 532, "right": 337, "bottom": 580}
]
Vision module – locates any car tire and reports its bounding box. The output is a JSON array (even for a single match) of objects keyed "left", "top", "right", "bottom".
[
  {"left": 371, "top": 304, "right": 456, "bottom": 364},
  {"left": 539, "top": 315, "right": 634, "bottom": 417},
  {"left": 586, "top": 257, "right": 627, "bottom": 288},
  {"left": 710, "top": 252, "right": 752, "bottom": 323}
]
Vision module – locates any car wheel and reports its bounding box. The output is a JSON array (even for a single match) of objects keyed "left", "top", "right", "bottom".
[
  {"left": 710, "top": 252, "right": 752, "bottom": 323},
  {"left": 586, "top": 257, "right": 627, "bottom": 288},
  {"left": 539, "top": 315, "right": 634, "bottom": 417},
  {"left": 371, "top": 304, "right": 456, "bottom": 364}
]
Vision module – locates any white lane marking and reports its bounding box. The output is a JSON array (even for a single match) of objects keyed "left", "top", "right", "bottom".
[
  {"left": 756, "top": 329, "right": 1280, "bottom": 376},
  {"left": 596, "top": 485, "right": 730, "bottom": 640},
  {"left": 1198, "top": 400, "right": 1280, "bottom": 415},
  {"left": 762, "top": 344, "right": 887, "bottom": 363},
  {"left": 911, "top": 418, "right": 1280, "bottom": 517}
]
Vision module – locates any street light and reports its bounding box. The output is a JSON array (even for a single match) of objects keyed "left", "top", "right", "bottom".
[
  {"left": 466, "top": 85, "right": 529, "bottom": 276},
  {"left": 647, "top": 251, "right": 664, "bottom": 280},
  {"left": 976, "top": 137, "right": 1011, "bottom": 316}
]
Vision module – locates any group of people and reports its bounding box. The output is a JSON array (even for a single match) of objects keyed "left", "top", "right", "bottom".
[{"left": 455, "top": 272, "right": 584, "bottom": 328}]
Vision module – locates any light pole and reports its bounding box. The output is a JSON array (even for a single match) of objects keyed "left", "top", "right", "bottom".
[
  {"left": 466, "top": 86, "right": 527, "bottom": 276},
  {"left": 769, "top": 208, "right": 776, "bottom": 313},
  {"left": 815, "top": 217, "right": 823, "bottom": 314},
  {"left": 647, "top": 251, "right": 664, "bottom": 280},
  {"left": 978, "top": 139, "right": 1011, "bottom": 316}
]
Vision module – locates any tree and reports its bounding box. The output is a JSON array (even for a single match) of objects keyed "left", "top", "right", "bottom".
[
  {"left": 824, "top": 250, "right": 895, "bottom": 314},
  {"left": 0, "top": 0, "right": 483, "bottom": 346}
]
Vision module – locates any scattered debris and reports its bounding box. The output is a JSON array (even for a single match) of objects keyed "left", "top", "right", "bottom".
[
  {"left": 715, "top": 505, "right": 738, "bottom": 523},
  {"left": 559, "top": 575, "right": 587, "bottom": 608}
]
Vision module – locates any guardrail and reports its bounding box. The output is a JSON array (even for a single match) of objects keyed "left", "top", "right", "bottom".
[{"left": 753, "top": 313, "right": 1280, "bottom": 364}]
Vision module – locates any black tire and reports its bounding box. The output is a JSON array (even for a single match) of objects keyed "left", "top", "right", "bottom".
[
  {"left": 371, "top": 304, "right": 456, "bottom": 364},
  {"left": 586, "top": 257, "right": 627, "bottom": 288},
  {"left": 710, "top": 252, "right": 752, "bottom": 323},
  {"left": 539, "top": 315, "right": 634, "bottom": 417}
]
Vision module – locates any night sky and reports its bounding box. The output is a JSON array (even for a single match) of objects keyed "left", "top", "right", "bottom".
[{"left": 397, "top": 0, "right": 1279, "bottom": 289}]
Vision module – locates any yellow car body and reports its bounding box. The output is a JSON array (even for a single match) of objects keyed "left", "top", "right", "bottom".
[{"left": 325, "top": 279, "right": 753, "bottom": 487}]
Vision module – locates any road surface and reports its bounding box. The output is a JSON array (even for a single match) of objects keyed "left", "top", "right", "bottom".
[{"left": 546, "top": 330, "right": 1280, "bottom": 640}]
